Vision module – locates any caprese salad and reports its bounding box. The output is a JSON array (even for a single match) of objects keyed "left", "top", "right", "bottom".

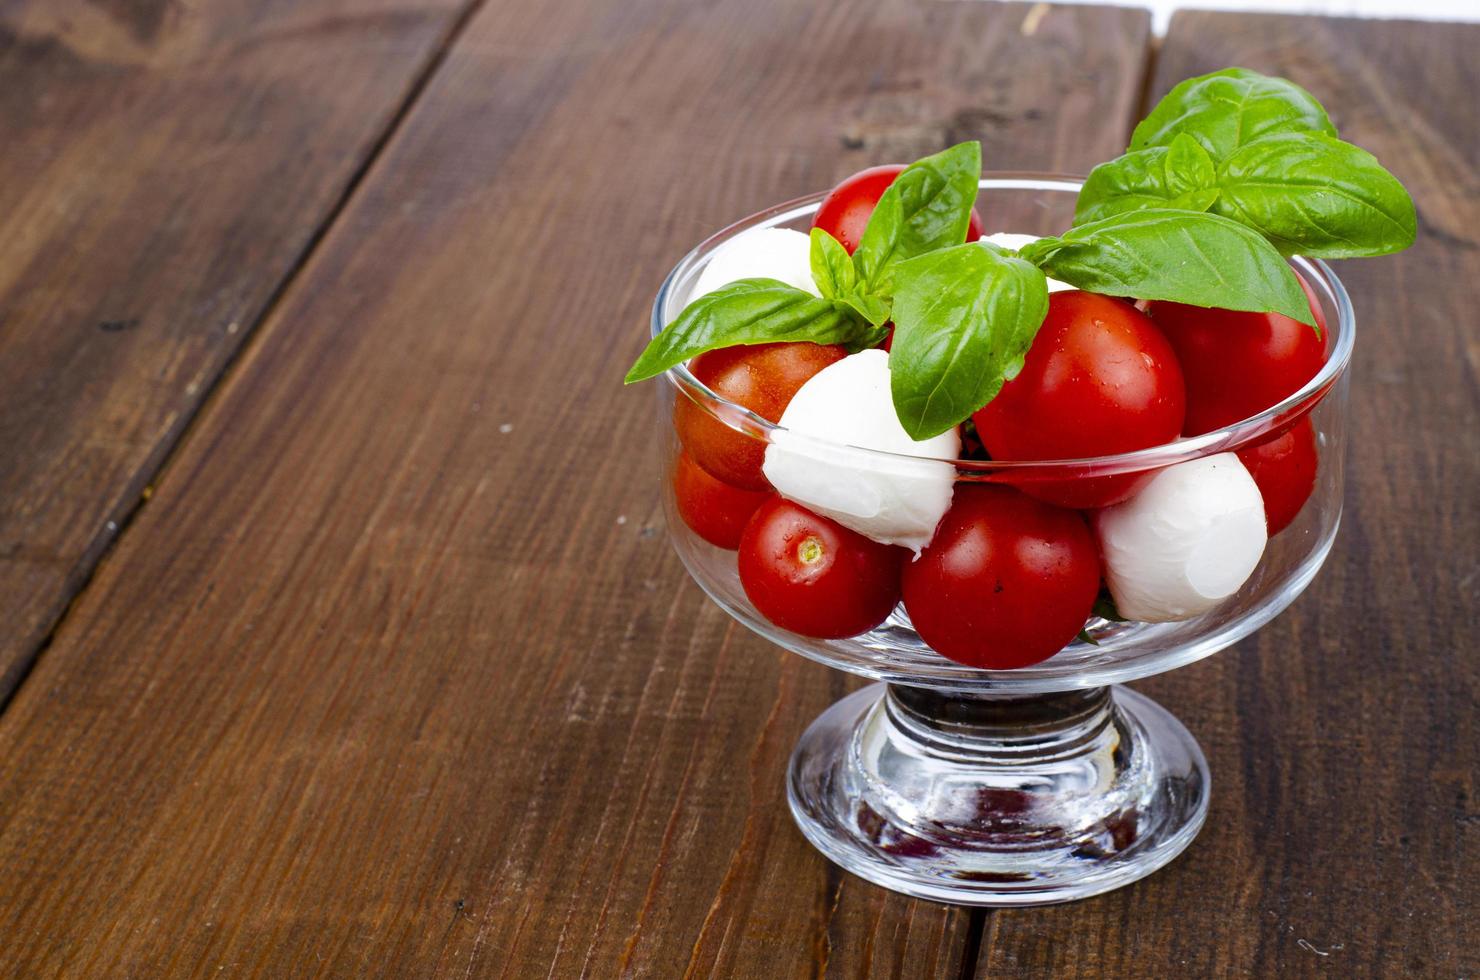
[{"left": 627, "top": 68, "right": 1414, "bottom": 670}]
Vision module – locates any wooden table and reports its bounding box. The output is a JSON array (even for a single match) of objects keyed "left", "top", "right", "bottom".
[{"left": 1, "top": 2, "right": 1474, "bottom": 975}]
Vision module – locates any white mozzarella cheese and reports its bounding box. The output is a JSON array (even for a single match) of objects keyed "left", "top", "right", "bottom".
[
  {"left": 691, "top": 227, "right": 817, "bottom": 301},
  {"left": 762, "top": 350, "right": 958, "bottom": 553},
  {"left": 1096, "top": 453, "right": 1267, "bottom": 623}
]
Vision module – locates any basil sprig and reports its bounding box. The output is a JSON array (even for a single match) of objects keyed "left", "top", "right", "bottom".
[
  {"left": 630, "top": 66, "right": 1414, "bottom": 445},
  {"left": 625, "top": 142, "right": 982, "bottom": 383},
  {"left": 1078, "top": 67, "right": 1415, "bottom": 259}
]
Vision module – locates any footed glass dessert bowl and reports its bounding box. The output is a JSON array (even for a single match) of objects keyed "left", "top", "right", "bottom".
[{"left": 651, "top": 177, "right": 1352, "bottom": 907}]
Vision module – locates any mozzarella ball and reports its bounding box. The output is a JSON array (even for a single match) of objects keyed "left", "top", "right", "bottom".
[
  {"left": 691, "top": 227, "right": 816, "bottom": 301},
  {"left": 762, "top": 349, "right": 958, "bottom": 553},
  {"left": 980, "top": 232, "right": 1073, "bottom": 293},
  {"left": 1096, "top": 453, "right": 1267, "bottom": 623}
]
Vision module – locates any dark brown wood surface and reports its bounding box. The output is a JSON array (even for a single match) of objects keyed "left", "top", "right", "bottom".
[
  {"left": 968, "top": 13, "right": 1479, "bottom": 979},
  {"left": 0, "top": 2, "right": 1475, "bottom": 977},
  {"left": 0, "top": 1, "right": 1150, "bottom": 975},
  {"left": 0, "top": 0, "right": 474, "bottom": 697}
]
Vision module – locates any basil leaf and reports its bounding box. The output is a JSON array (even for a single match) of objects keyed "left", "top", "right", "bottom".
[
  {"left": 1212, "top": 132, "right": 1416, "bottom": 258},
  {"left": 851, "top": 140, "right": 982, "bottom": 296},
  {"left": 1171, "top": 188, "right": 1221, "bottom": 213},
  {"left": 1130, "top": 67, "right": 1337, "bottom": 159},
  {"left": 838, "top": 291, "right": 890, "bottom": 328},
  {"left": 890, "top": 140, "right": 983, "bottom": 256},
  {"left": 809, "top": 228, "right": 857, "bottom": 298},
  {"left": 1165, "top": 133, "right": 1216, "bottom": 197},
  {"left": 1076, "top": 147, "right": 1176, "bottom": 224},
  {"left": 624, "top": 279, "right": 861, "bottom": 383},
  {"left": 890, "top": 243, "right": 1050, "bottom": 440},
  {"left": 1077, "top": 141, "right": 1225, "bottom": 227},
  {"left": 1075, "top": 144, "right": 1223, "bottom": 226},
  {"left": 853, "top": 185, "right": 904, "bottom": 295},
  {"left": 1020, "top": 209, "right": 1315, "bottom": 326},
  {"left": 1093, "top": 591, "right": 1126, "bottom": 622}
]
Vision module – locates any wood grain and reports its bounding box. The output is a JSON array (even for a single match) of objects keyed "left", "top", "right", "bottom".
[
  {"left": 972, "top": 13, "right": 1480, "bottom": 979},
  {"left": 0, "top": 0, "right": 472, "bottom": 698},
  {"left": 0, "top": 0, "right": 1149, "bottom": 975}
]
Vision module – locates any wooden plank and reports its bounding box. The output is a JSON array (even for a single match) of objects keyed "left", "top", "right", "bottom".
[
  {"left": 0, "top": 0, "right": 472, "bottom": 697},
  {"left": 973, "top": 13, "right": 1480, "bottom": 979},
  {"left": 0, "top": 1, "right": 1150, "bottom": 975}
]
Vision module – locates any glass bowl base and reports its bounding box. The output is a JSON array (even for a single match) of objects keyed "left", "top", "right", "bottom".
[{"left": 787, "top": 683, "right": 1210, "bottom": 907}]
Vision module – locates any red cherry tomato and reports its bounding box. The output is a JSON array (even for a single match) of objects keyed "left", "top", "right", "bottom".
[
  {"left": 974, "top": 291, "right": 1186, "bottom": 508},
  {"left": 671, "top": 451, "right": 769, "bottom": 549},
  {"left": 1147, "top": 273, "right": 1328, "bottom": 436},
  {"left": 1237, "top": 417, "right": 1319, "bottom": 536},
  {"left": 675, "top": 342, "right": 847, "bottom": 490},
  {"left": 812, "top": 164, "right": 984, "bottom": 254},
  {"left": 902, "top": 485, "right": 1099, "bottom": 669},
  {"left": 738, "top": 497, "right": 906, "bottom": 639}
]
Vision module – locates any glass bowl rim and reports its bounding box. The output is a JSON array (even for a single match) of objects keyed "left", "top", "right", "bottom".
[{"left": 648, "top": 173, "right": 1355, "bottom": 474}]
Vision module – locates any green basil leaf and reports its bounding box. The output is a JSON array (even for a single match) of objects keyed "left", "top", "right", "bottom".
[
  {"left": 1169, "top": 187, "right": 1221, "bottom": 213},
  {"left": 1020, "top": 209, "right": 1315, "bottom": 325},
  {"left": 1093, "top": 591, "right": 1125, "bottom": 622},
  {"left": 853, "top": 185, "right": 904, "bottom": 295},
  {"left": 624, "top": 279, "right": 861, "bottom": 383},
  {"left": 850, "top": 141, "right": 982, "bottom": 296},
  {"left": 890, "top": 140, "right": 983, "bottom": 256},
  {"left": 1130, "top": 67, "right": 1337, "bottom": 158},
  {"left": 1212, "top": 132, "right": 1416, "bottom": 258},
  {"left": 838, "top": 291, "right": 891, "bottom": 328},
  {"left": 1165, "top": 133, "right": 1216, "bottom": 196},
  {"left": 890, "top": 243, "right": 1050, "bottom": 440},
  {"left": 809, "top": 228, "right": 857, "bottom": 298},
  {"left": 1076, "top": 146, "right": 1223, "bottom": 226},
  {"left": 1077, "top": 147, "right": 1176, "bottom": 224}
]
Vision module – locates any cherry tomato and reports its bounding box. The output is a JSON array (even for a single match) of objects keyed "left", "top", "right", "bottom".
[
  {"left": 671, "top": 451, "right": 770, "bottom": 549},
  {"left": 1147, "top": 273, "right": 1328, "bottom": 436},
  {"left": 812, "top": 164, "right": 984, "bottom": 254},
  {"left": 974, "top": 291, "right": 1186, "bottom": 508},
  {"left": 1237, "top": 417, "right": 1319, "bottom": 536},
  {"left": 675, "top": 342, "right": 847, "bottom": 490},
  {"left": 738, "top": 497, "right": 906, "bottom": 639},
  {"left": 902, "top": 485, "right": 1099, "bottom": 669}
]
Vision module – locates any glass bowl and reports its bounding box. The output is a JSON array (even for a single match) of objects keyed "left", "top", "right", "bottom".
[{"left": 649, "top": 176, "right": 1352, "bottom": 906}]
